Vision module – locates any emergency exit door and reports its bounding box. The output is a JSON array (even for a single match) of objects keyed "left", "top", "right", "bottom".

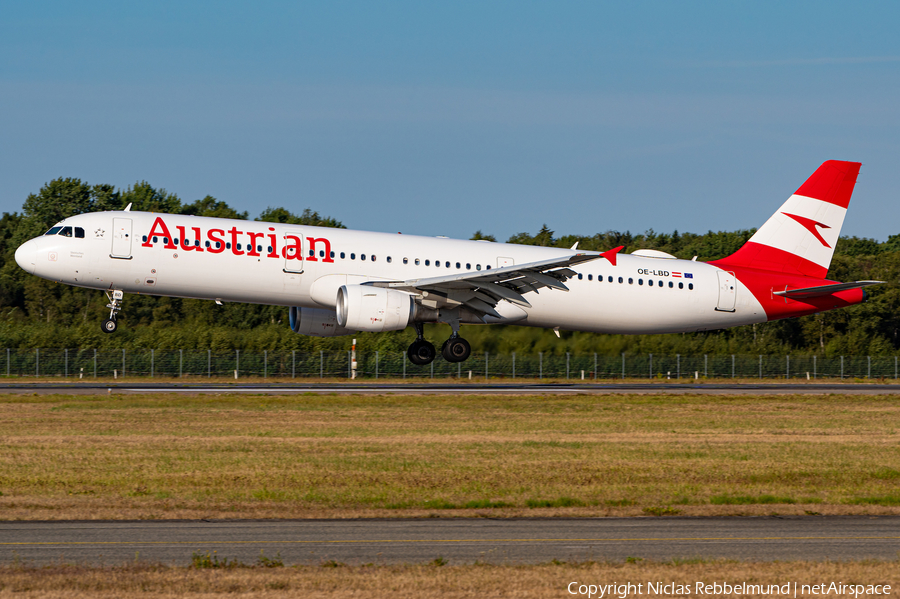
[
  {"left": 715, "top": 270, "right": 736, "bottom": 312},
  {"left": 110, "top": 218, "right": 133, "bottom": 259}
]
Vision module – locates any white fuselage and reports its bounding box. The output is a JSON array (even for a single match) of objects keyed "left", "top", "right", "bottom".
[{"left": 17, "top": 211, "right": 768, "bottom": 334}]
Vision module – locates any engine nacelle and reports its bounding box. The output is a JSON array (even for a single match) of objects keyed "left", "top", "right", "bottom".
[
  {"left": 335, "top": 284, "right": 413, "bottom": 332},
  {"left": 289, "top": 306, "right": 354, "bottom": 337}
]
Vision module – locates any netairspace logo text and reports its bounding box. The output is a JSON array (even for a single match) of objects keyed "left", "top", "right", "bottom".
[{"left": 567, "top": 581, "right": 891, "bottom": 598}]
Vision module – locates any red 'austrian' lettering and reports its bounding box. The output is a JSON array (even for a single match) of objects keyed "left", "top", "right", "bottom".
[
  {"left": 306, "top": 237, "right": 334, "bottom": 262},
  {"left": 143, "top": 217, "right": 177, "bottom": 249},
  {"left": 142, "top": 219, "right": 334, "bottom": 265}
]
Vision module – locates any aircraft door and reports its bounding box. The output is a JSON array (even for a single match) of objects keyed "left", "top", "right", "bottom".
[
  {"left": 110, "top": 218, "right": 133, "bottom": 259},
  {"left": 282, "top": 230, "right": 304, "bottom": 274},
  {"left": 715, "top": 270, "right": 736, "bottom": 312}
]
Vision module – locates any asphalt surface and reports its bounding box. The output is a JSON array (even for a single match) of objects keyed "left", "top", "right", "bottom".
[
  {"left": 3, "top": 382, "right": 900, "bottom": 395},
  {"left": 1, "top": 517, "right": 897, "bottom": 565}
]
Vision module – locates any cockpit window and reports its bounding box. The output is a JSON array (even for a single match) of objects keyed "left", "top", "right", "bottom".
[
  {"left": 59, "top": 226, "right": 73, "bottom": 237},
  {"left": 74, "top": 227, "right": 85, "bottom": 238},
  {"left": 45, "top": 227, "right": 62, "bottom": 236}
]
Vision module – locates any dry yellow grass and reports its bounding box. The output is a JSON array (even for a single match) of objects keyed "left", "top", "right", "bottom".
[
  {"left": 0, "top": 560, "right": 898, "bottom": 598},
  {"left": 0, "top": 392, "right": 899, "bottom": 519},
  {"left": 1, "top": 560, "right": 898, "bottom": 598}
]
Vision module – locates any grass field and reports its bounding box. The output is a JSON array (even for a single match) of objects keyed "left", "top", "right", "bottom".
[
  {"left": 1, "top": 391, "right": 898, "bottom": 519},
  {"left": 0, "top": 559, "right": 896, "bottom": 598}
]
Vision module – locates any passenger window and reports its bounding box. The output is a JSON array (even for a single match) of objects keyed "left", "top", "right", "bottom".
[
  {"left": 361, "top": 254, "right": 366, "bottom": 260},
  {"left": 341, "top": 252, "right": 346, "bottom": 259},
  {"left": 657, "top": 280, "right": 662, "bottom": 287},
  {"left": 668, "top": 281, "right": 673, "bottom": 288},
  {"left": 445, "top": 261, "right": 450, "bottom": 268},
  {"left": 197, "top": 240, "right": 202, "bottom": 247},
  {"left": 466, "top": 263, "right": 471, "bottom": 269},
  {"left": 387, "top": 257, "right": 392, "bottom": 263},
  {"left": 371, "top": 255, "right": 376, "bottom": 262},
  {"left": 689, "top": 283, "right": 694, "bottom": 290},
  {"left": 351, "top": 253, "right": 356, "bottom": 260},
  {"left": 628, "top": 278, "right": 633, "bottom": 284},
  {"left": 319, "top": 250, "right": 325, "bottom": 257},
  {"left": 415, "top": 259, "right": 420, "bottom": 265},
  {"left": 425, "top": 260, "right": 430, "bottom": 266},
  {"left": 608, "top": 276, "right": 613, "bottom": 283},
  {"left": 225, "top": 242, "right": 231, "bottom": 249},
  {"left": 456, "top": 262, "right": 460, "bottom": 268},
  {"left": 330, "top": 251, "right": 335, "bottom": 258},
  {"left": 403, "top": 257, "right": 408, "bottom": 264},
  {"left": 307, "top": 249, "right": 313, "bottom": 256},
  {"left": 578, "top": 273, "right": 583, "bottom": 280},
  {"left": 153, "top": 237, "right": 158, "bottom": 243},
  {"left": 164, "top": 237, "right": 170, "bottom": 244},
  {"left": 638, "top": 278, "right": 643, "bottom": 285},
  {"left": 486, "top": 265, "right": 490, "bottom": 269},
  {"left": 588, "top": 274, "right": 592, "bottom": 281},
  {"left": 618, "top": 277, "right": 623, "bottom": 283},
  {"left": 205, "top": 241, "right": 211, "bottom": 248},
  {"left": 142, "top": 235, "right": 148, "bottom": 242},
  {"left": 435, "top": 260, "right": 440, "bottom": 267},
  {"left": 45, "top": 227, "right": 62, "bottom": 236},
  {"left": 679, "top": 282, "right": 683, "bottom": 289},
  {"left": 476, "top": 264, "right": 481, "bottom": 270}
]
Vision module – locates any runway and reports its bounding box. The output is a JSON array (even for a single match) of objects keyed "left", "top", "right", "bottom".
[
  {"left": 2, "top": 382, "right": 900, "bottom": 395},
  {"left": 1, "top": 517, "right": 897, "bottom": 565}
]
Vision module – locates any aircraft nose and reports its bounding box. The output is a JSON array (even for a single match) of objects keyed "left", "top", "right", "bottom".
[{"left": 15, "top": 240, "right": 37, "bottom": 274}]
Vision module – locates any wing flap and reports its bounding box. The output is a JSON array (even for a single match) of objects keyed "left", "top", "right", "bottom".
[{"left": 369, "top": 251, "right": 604, "bottom": 317}]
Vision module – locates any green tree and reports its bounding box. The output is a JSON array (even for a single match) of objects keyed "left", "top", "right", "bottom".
[
  {"left": 470, "top": 230, "right": 496, "bottom": 242},
  {"left": 181, "top": 195, "right": 248, "bottom": 220},
  {"left": 256, "top": 207, "right": 345, "bottom": 228},
  {"left": 120, "top": 181, "right": 182, "bottom": 213}
]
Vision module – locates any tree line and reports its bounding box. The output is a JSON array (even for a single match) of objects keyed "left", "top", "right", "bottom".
[{"left": 1, "top": 177, "right": 898, "bottom": 356}]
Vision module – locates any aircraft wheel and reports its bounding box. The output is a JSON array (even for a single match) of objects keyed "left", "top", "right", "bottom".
[
  {"left": 101, "top": 318, "right": 118, "bottom": 334},
  {"left": 407, "top": 339, "right": 436, "bottom": 365},
  {"left": 441, "top": 337, "right": 471, "bottom": 363}
]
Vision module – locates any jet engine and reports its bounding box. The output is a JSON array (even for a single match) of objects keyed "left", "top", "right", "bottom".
[
  {"left": 289, "top": 306, "right": 354, "bottom": 337},
  {"left": 335, "top": 284, "right": 414, "bottom": 332}
]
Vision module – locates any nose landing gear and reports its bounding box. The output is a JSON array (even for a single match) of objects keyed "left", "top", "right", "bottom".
[{"left": 101, "top": 290, "right": 124, "bottom": 334}]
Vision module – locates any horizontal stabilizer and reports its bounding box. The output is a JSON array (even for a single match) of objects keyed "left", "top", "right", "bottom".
[{"left": 773, "top": 280, "right": 883, "bottom": 299}]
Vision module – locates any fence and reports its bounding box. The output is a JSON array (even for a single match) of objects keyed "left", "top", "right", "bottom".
[{"left": 2, "top": 349, "right": 899, "bottom": 380}]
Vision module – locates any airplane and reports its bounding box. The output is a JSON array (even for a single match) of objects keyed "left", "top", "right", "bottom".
[{"left": 14, "top": 160, "right": 882, "bottom": 365}]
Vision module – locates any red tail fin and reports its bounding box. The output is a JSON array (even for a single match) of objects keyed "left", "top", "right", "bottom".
[{"left": 712, "top": 160, "right": 860, "bottom": 278}]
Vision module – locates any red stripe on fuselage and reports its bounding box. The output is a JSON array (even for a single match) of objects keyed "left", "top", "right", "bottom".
[
  {"left": 748, "top": 270, "right": 860, "bottom": 320},
  {"left": 711, "top": 242, "right": 828, "bottom": 278},
  {"left": 710, "top": 264, "right": 864, "bottom": 321},
  {"left": 794, "top": 160, "right": 861, "bottom": 209}
]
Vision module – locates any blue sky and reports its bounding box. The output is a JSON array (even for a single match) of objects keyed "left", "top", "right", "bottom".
[{"left": 2, "top": 1, "right": 899, "bottom": 242}]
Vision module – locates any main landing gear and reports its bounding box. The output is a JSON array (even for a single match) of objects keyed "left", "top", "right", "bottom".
[
  {"left": 406, "top": 322, "right": 471, "bottom": 365},
  {"left": 101, "top": 290, "right": 124, "bottom": 334},
  {"left": 407, "top": 322, "right": 436, "bottom": 365}
]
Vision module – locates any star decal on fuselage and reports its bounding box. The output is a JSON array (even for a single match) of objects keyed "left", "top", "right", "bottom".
[{"left": 94, "top": 228, "right": 105, "bottom": 237}]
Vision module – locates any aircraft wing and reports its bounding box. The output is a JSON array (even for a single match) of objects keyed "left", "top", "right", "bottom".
[
  {"left": 773, "top": 280, "right": 883, "bottom": 299},
  {"left": 368, "top": 250, "right": 613, "bottom": 319}
]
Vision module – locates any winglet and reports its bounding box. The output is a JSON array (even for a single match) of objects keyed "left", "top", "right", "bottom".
[{"left": 601, "top": 246, "right": 624, "bottom": 267}]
